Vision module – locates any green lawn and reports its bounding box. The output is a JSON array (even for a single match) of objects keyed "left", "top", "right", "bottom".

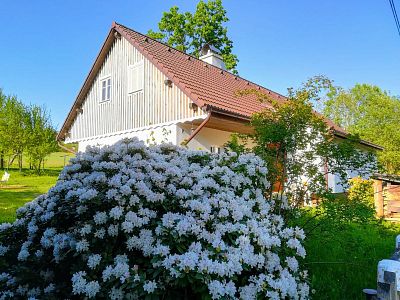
[
  {"left": 6, "top": 151, "right": 75, "bottom": 169},
  {"left": 0, "top": 151, "right": 74, "bottom": 223},
  {"left": 0, "top": 169, "right": 60, "bottom": 223}
]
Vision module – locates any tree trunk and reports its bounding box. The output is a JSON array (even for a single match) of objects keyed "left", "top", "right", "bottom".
[
  {"left": 19, "top": 153, "right": 22, "bottom": 172},
  {"left": 0, "top": 153, "right": 3, "bottom": 170}
]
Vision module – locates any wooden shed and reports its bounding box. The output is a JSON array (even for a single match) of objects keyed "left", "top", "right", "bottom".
[{"left": 372, "top": 174, "right": 400, "bottom": 219}]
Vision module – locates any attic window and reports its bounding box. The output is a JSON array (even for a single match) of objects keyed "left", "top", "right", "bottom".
[
  {"left": 210, "top": 146, "right": 223, "bottom": 154},
  {"left": 100, "top": 76, "right": 111, "bottom": 102},
  {"left": 128, "top": 61, "right": 144, "bottom": 94}
]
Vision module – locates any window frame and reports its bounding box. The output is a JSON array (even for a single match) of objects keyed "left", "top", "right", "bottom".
[{"left": 99, "top": 75, "right": 112, "bottom": 103}]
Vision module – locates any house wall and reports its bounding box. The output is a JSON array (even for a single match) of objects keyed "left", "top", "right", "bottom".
[
  {"left": 66, "top": 36, "right": 204, "bottom": 143},
  {"left": 327, "top": 144, "right": 377, "bottom": 193},
  {"left": 177, "top": 124, "right": 234, "bottom": 151},
  {"left": 77, "top": 123, "right": 179, "bottom": 152},
  {"left": 77, "top": 123, "right": 234, "bottom": 152}
]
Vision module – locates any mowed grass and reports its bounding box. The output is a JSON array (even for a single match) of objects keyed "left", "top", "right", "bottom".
[{"left": 0, "top": 151, "right": 74, "bottom": 223}]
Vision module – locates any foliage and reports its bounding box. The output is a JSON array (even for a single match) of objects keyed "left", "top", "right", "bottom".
[
  {"left": 0, "top": 92, "right": 30, "bottom": 170},
  {"left": 0, "top": 90, "right": 58, "bottom": 174},
  {"left": 148, "top": 0, "right": 238, "bottom": 72},
  {"left": 226, "top": 76, "right": 376, "bottom": 208},
  {"left": 347, "top": 177, "right": 374, "bottom": 206},
  {"left": 26, "top": 105, "right": 59, "bottom": 172},
  {"left": 323, "top": 84, "right": 400, "bottom": 173},
  {"left": 0, "top": 139, "right": 309, "bottom": 299},
  {"left": 301, "top": 209, "right": 399, "bottom": 300}
]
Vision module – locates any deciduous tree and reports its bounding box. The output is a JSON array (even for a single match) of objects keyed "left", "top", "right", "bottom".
[
  {"left": 0, "top": 95, "right": 30, "bottom": 171},
  {"left": 26, "top": 105, "right": 58, "bottom": 173},
  {"left": 148, "top": 0, "right": 239, "bottom": 72},
  {"left": 226, "top": 76, "right": 376, "bottom": 210},
  {"left": 324, "top": 84, "right": 400, "bottom": 173}
]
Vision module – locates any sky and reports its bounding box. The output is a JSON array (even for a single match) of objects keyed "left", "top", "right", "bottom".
[{"left": 1, "top": 0, "right": 399, "bottom": 129}]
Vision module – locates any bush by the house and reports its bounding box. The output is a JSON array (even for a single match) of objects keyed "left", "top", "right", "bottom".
[{"left": 0, "top": 139, "right": 309, "bottom": 299}]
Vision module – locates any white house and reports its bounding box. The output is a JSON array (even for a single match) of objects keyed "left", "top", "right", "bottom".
[{"left": 58, "top": 22, "right": 382, "bottom": 193}]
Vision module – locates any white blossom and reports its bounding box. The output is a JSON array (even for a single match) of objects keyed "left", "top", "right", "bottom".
[
  {"left": 143, "top": 280, "right": 157, "bottom": 293},
  {"left": 87, "top": 254, "right": 102, "bottom": 269},
  {"left": 0, "top": 138, "right": 308, "bottom": 299}
]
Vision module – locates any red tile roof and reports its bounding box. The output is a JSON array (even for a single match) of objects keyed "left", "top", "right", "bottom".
[
  {"left": 115, "top": 23, "right": 283, "bottom": 117},
  {"left": 58, "top": 22, "right": 382, "bottom": 150},
  {"left": 114, "top": 23, "right": 348, "bottom": 133}
]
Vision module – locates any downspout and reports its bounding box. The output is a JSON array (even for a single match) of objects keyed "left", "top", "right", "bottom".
[
  {"left": 324, "top": 158, "right": 329, "bottom": 190},
  {"left": 182, "top": 110, "right": 212, "bottom": 146}
]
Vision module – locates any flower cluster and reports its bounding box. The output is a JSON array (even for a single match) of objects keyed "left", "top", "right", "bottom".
[{"left": 0, "top": 138, "right": 308, "bottom": 299}]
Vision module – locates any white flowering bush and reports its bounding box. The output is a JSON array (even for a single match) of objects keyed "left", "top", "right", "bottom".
[{"left": 0, "top": 138, "right": 309, "bottom": 299}]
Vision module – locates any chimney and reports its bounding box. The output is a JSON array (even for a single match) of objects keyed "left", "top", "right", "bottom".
[{"left": 199, "top": 44, "right": 226, "bottom": 70}]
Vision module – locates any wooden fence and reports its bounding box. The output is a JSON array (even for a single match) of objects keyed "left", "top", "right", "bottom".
[{"left": 373, "top": 174, "right": 400, "bottom": 219}]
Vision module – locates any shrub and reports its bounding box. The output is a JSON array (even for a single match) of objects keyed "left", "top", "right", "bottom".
[
  {"left": 0, "top": 139, "right": 309, "bottom": 299},
  {"left": 317, "top": 177, "right": 375, "bottom": 227},
  {"left": 347, "top": 177, "right": 374, "bottom": 207}
]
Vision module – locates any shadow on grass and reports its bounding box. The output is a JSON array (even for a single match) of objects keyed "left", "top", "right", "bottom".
[
  {"left": 0, "top": 188, "right": 43, "bottom": 223},
  {"left": 14, "top": 168, "right": 62, "bottom": 177}
]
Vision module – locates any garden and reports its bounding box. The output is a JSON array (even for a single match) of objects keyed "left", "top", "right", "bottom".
[
  {"left": 1, "top": 78, "right": 400, "bottom": 299},
  {"left": 0, "top": 140, "right": 399, "bottom": 299}
]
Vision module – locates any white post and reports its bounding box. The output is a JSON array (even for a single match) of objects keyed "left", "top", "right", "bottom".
[{"left": 377, "top": 259, "right": 400, "bottom": 299}]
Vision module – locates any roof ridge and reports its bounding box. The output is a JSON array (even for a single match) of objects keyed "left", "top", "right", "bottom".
[{"left": 114, "top": 22, "right": 286, "bottom": 100}]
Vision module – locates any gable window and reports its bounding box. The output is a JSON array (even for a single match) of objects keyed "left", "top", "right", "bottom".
[
  {"left": 210, "top": 146, "right": 223, "bottom": 154},
  {"left": 100, "top": 77, "right": 111, "bottom": 102},
  {"left": 127, "top": 61, "right": 144, "bottom": 94}
]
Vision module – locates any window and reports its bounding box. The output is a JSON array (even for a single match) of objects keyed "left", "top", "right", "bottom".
[
  {"left": 210, "top": 146, "right": 223, "bottom": 154},
  {"left": 127, "top": 61, "right": 144, "bottom": 94},
  {"left": 100, "top": 77, "right": 111, "bottom": 102}
]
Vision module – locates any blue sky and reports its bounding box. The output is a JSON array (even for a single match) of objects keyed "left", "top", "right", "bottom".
[{"left": 1, "top": 0, "right": 399, "bottom": 128}]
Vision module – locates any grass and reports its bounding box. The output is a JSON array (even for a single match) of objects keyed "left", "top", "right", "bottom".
[
  {"left": 6, "top": 151, "right": 75, "bottom": 169},
  {"left": 0, "top": 169, "right": 61, "bottom": 223},
  {"left": 0, "top": 151, "right": 74, "bottom": 223},
  {"left": 304, "top": 215, "right": 400, "bottom": 299}
]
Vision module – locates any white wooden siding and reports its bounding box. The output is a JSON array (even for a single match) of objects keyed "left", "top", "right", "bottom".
[{"left": 68, "top": 37, "right": 203, "bottom": 141}]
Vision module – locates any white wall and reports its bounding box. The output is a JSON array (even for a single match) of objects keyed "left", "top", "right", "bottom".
[
  {"left": 77, "top": 123, "right": 178, "bottom": 152},
  {"left": 67, "top": 36, "right": 203, "bottom": 143},
  {"left": 177, "top": 124, "right": 233, "bottom": 151},
  {"left": 77, "top": 122, "right": 236, "bottom": 152}
]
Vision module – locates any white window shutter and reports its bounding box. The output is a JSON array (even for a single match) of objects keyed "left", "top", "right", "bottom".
[{"left": 128, "top": 61, "right": 144, "bottom": 94}]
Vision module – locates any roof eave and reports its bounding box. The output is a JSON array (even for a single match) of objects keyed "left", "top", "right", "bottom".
[
  {"left": 57, "top": 25, "right": 117, "bottom": 141},
  {"left": 333, "top": 130, "right": 384, "bottom": 150}
]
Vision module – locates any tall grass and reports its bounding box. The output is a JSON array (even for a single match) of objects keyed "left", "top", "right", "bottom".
[{"left": 303, "top": 213, "right": 399, "bottom": 299}]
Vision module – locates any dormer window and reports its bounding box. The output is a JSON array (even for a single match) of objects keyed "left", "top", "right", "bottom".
[{"left": 100, "top": 76, "right": 111, "bottom": 102}]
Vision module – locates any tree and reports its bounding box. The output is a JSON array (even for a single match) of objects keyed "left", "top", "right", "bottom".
[
  {"left": 0, "top": 95, "right": 30, "bottom": 171},
  {"left": 26, "top": 105, "right": 58, "bottom": 173},
  {"left": 148, "top": 0, "right": 239, "bottom": 72},
  {"left": 0, "top": 91, "right": 58, "bottom": 173},
  {"left": 226, "top": 76, "right": 376, "bottom": 210},
  {"left": 324, "top": 84, "right": 400, "bottom": 174},
  {"left": 0, "top": 90, "right": 7, "bottom": 169}
]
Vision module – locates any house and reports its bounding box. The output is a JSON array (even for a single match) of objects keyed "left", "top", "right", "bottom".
[{"left": 57, "top": 22, "right": 382, "bottom": 193}]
